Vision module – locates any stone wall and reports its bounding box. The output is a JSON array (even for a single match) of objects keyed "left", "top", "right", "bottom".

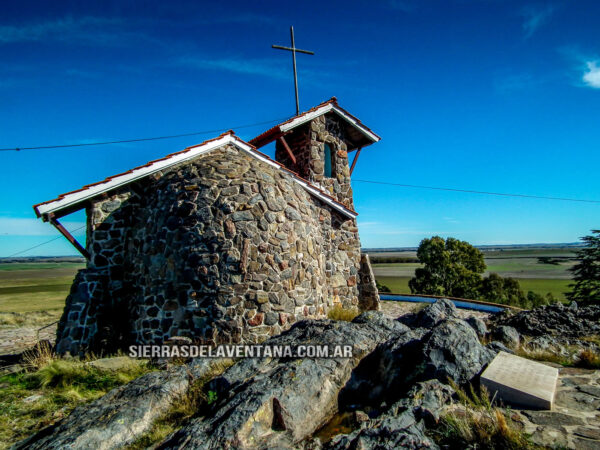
[{"left": 56, "top": 144, "right": 379, "bottom": 354}]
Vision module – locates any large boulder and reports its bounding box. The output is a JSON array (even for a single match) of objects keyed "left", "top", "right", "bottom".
[
  {"left": 400, "top": 298, "right": 458, "bottom": 329},
  {"left": 159, "top": 314, "right": 402, "bottom": 449},
  {"left": 327, "top": 381, "right": 452, "bottom": 449},
  {"left": 340, "top": 316, "right": 493, "bottom": 410},
  {"left": 465, "top": 316, "right": 487, "bottom": 338},
  {"left": 491, "top": 325, "right": 520, "bottom": 349},
  {"left": 418, "top": 319, "right": 495, "bottom": 384}
]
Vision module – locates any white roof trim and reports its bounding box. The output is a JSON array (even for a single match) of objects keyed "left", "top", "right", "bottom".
[
  {"left": 35, "top": 134, "right": 357, "bottom": 220},
  {"left": 279, "top": 103, "right": 380, "bottom": 143}
]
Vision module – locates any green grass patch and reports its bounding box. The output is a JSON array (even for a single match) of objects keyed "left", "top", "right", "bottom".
[
  {"left": 374, "top": 276, "right": 411, "bottom": 294},
  {"left": 516, "top": 279, "right": 570, "bottom": 302},
  {"left": 0, "top": 354, "right": 154, "bottom": 448}
]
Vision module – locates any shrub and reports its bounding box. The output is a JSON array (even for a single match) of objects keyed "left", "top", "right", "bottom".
[
  {"left": 327, "top": 305, "right": 359, "bottom": 322},
  {"left": 375, "top": 280, "right": 391, "bottom": 293}
]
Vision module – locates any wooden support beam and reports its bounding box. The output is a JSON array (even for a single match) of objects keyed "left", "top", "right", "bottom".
[
  {"left": 49, "top": 215, "right": 90, "bottom": 259},
  {"left": 350, "top": 147, "right": 362, "bottom": 175},
  {"left": 278, "top": 136, "right": 297, "bottom": 165}
]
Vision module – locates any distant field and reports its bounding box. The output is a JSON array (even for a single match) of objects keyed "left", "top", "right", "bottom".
[
  {"left": 376, "top": 276, "right": 411, "bottom": 295},
  {"left": 375, "top": 276, "right": 570, "bottom": 301},
  {"left": 371, "top": 246, "right": 576, "bottom": 302},
  {"left": 0, "top": 263, "right": 83, "bottom": 316}
]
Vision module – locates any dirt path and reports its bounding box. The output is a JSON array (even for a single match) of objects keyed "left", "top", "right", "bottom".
[{"left": 0, "top": 324, "right": 57, "bottom": 356}]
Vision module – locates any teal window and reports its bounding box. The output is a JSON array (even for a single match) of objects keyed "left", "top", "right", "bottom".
[{"left": 324, "top": 143, "right": 333, "bottom": 177}]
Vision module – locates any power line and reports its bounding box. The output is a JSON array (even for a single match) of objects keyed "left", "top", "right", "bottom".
[
  {"left": 352, "top": 179, "right": 600, "bottom": 204},
  {"left": 5, "top": 178, "right": 597, "bottom": 258},
  {"left": 6, "top": 225, "right": 87, "bottom": 258},
  {"left": 0, "top": 117, "right": 290, "bottom": 152}
]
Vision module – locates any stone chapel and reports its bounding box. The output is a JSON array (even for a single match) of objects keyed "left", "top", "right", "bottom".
[{"left": 33, "top": 97, "right": 382, "bottom": 355}]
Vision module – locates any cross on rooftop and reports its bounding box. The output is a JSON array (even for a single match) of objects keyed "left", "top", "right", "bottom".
[{"left": 272, "top": 26, "right": 314, "bottom": 116}]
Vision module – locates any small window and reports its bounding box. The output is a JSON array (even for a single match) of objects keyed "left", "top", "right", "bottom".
[{"left": 324, "top": 143, "right": 333, "bottom": 177}]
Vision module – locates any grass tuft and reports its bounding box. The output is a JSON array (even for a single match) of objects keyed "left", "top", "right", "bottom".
[
  {"left": 22, "top": 341, "right": 56, "bottom": 370},
  {"left": 434, "top": 380, "right": 538, "bottom": 449},
  {"left": 327, "top": 305, "right": 360, "bottom": 322},
  {"left": 576, "top": 349, "right": 600, "bottom": 369}
]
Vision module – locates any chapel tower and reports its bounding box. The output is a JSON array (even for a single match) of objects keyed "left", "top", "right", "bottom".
[{"left": 250, "top": 97, "right": 380, "bottom": 210}]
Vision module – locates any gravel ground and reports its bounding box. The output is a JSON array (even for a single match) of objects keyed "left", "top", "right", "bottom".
[{"left": 380, "top": 300, "right": 490, "bottom": 321}]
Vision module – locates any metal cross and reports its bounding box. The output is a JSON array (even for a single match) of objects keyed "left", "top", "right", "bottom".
[{"left": 272, "top": 26, "right": 314, "bottom": 116}]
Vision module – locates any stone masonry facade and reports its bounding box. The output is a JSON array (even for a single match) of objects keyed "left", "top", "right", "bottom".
[{"left": 56, "top": 114, "right": 379, "bottom": 355}]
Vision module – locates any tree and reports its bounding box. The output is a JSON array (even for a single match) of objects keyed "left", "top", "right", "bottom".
[
  {"left": 409, "top": 236, "right": 486, "bottom": 299},
  {"left": 480, "top": 273, "right": 526, "bottom": 306},
  {"left": 567, "top": 230, "right": 600, "bottom": 304},
  {"left": 375, "top": 280, "right": 391, "bottom": 293}
]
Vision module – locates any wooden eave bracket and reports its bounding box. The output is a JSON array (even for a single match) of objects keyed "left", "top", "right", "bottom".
[
  {"left": 350, "top": 147, "right": 362, "bottom": 175},
  {"left": 48, "top": 214, "right": 90, "bottom": 259},
  {"left": 278, "top": 136, "right": 297, "bottom": 165}
]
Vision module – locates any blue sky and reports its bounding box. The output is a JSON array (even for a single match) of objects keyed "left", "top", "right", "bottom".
[{"left": 1, "top": 0, "right": 599, "bottom": 256}]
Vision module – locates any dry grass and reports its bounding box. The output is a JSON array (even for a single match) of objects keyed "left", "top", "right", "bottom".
[
  {"left": 515, "top": 336, "right": 600, "bottom": 369},
  {"left": 514, "top": 346, "right": 575, "bottom": 366},
  {"left": 580, "top": 335, "right": 600, "bottom": 346},
  {"left": 434, "top": 380, "right": 538, "bottom": 449},
  {"left": 0, "top": 311, "right": 61, "bottom": 328},
  {"left": 577, "top": 349, "right": 600, "bottom": 369},
  {"left": 22, "top": 341, "right": 56, "bottom": 370},
  {"left": 327, "top": 305, "right": 360, "bottom": 322}
]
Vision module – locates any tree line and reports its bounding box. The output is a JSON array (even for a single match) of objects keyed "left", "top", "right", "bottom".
[{"left": 379, "top": 231, "right": 600, "bottom": 308}]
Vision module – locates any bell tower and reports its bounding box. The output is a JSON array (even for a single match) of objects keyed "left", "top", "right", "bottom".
[{"left": 251, "top": 98, "right": 380, "bottom": 211}]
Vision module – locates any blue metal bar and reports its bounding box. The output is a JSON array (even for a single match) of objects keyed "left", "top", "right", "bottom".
[{"left": 379, "top": 294, "right": 505, "bottom": 313}]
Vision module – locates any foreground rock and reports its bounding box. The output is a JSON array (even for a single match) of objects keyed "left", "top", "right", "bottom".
[
  {"left": 16, "top": 299, "right": 599, "bottom": 449},
  {"left": 159, "top": 314, "right": 407, "bottom": 449},
  {"left": 14, "top": 365, "right": 189, "bottom": 449},
  {"left": 327, "top": 380, "right": 454, "bottom": 450},
  {"left": 341, "top": 301, "right": 494, "bottom": 408}
]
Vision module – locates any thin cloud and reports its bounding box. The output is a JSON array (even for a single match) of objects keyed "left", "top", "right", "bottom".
[
  {"left": 582, "top": 61, "right": 600, "bottom": 89},
  {"left": 520, "top": 4, "right": 557, "bottom": 39},
  {"left": 0, "top": 218, "right": 85, "bottom": 236},
  {"left": 176, "top": 56, "right": 289, "bottom": 80},
  {"left": 0, "top": 16, "right": 160, "bottom": 47}
]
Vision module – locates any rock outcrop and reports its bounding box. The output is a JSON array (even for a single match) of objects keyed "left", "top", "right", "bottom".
[
  {"left": 491, "top": 302, "right": 600, "bottom": 338},
  {"left": 159, "top": 314, "right": 402, "bottom": 449},
  {"left": 18, "top": 299, "right": 600, "bottom": 450}
]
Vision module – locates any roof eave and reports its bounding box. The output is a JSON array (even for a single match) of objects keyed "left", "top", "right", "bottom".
[{"left": 33, "top": 133, "right": 358, "bottom": 221}]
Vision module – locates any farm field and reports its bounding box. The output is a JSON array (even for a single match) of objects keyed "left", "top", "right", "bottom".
[
  {"left": 370, "top": 246, "right": 577, "bottom": 301},
  {"left": 0, "top": 263, "right": 83, "bottom": 326}
]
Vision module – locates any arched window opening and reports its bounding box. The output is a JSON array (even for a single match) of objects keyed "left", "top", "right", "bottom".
[{"left": 324, "top": 143, "right": 334, "bottom": 177}]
